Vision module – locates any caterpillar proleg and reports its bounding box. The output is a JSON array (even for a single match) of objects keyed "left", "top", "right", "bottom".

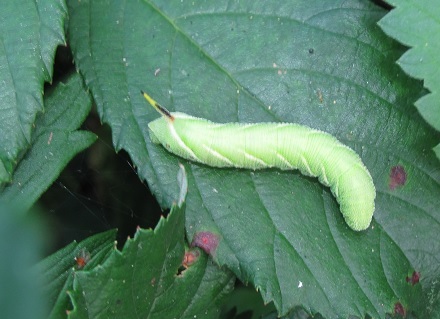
[{"left": 142, "top": 91, "right": 375, "bottom": 231}]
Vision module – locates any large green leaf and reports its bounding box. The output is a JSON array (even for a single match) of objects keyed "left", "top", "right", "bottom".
[
  {"left": 67, "top": 0, "right": 440, "bottom": 317},
  {"left": 0, "top": 0, "right": 67, "bottom": 184},
  {"left": 378, "top": 0, "right": 440, "bottom": 158},
  {"left": 0, "top": 73, "right": 96, "bottom": 212}
]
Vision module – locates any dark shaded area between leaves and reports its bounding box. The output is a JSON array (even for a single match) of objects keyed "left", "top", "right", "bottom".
[
  {"left": 36, "top": 111, "right": 164, "bottom": 253},
  {"left": 38, "top": 48, "right": 164, "bottom": 254}
]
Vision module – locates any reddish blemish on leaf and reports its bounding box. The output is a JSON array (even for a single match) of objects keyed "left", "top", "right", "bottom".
[
  {"left": 389, "top": 165, "right": 407, "bottom": 190},
  {"left": 406, "top": 271, "right": 420, "bottom": 285},
  {"left": 394, "top": 302, "right": 406, "bottom": 316},
  {"left": 182, "top": 249, "right": 200, "bottom": 268},
  {"left": 75, "top": 249, "right": 91, "bottom": 269},
  {"left": 191, "top": 231, "right": 219, "bottom": 255}
]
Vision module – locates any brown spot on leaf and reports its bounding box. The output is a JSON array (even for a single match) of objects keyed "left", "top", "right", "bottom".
[
  {"left": 75, "top": 249, "right": 90, "bottom": 269},
  {"left": 317, "top": 89, "right": 323, "bottom": 103},
  {"left": 406, "top": 271, "right": 420, "bottom": 285},
  {"left": 191, "top": 231, "right": 220, "bottom": 255},
  {"left": 389, "top": 165, "right": 407, "bottom": 190},
  {"left": 182, "top": 249, "right": 200, "bottom": 268},
  {"left": 394, "top": 302, "right": 406, "bottom": 317}
]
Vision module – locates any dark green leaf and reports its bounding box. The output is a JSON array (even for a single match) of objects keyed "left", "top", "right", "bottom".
[
  {"left": 220, "top": 285, "right": 276, "bottom": 319},
  {"left": 262, "top": 308, "right": 324, "bottom": 319},
  {"left": 0, "top": 73, "right": 96, "bottom": 211},
  {"left": 67, "top": 0, "right": 440, "bottom": 317},
  {"left": 34, "top": 230, "right": 116, "bottom": 318},
  {"left": 378, "top": 0, "right": 440, "bottom": 159},
  {"left": 0, "top": 0, "right": 67, "bottom": 183},
  {"left": 68, "top": 199, "right": 234, "bottom": 318}
]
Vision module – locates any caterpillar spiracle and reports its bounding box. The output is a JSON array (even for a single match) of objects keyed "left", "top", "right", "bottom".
[{"left": 142, "top": 91, "right": 376, "bottom": 231}]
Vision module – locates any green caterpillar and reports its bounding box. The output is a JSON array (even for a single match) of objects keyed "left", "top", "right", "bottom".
[{"left": 142, "top": 91, "right": 375, "bottom": 231}]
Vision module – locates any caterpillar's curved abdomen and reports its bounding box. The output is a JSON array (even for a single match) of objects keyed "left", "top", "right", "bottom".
[{"left": 148, "top": 113, "right": 375, "bottom": 231}]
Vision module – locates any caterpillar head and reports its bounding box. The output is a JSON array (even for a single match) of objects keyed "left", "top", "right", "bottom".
[{"left": 142, "top": 91, "right": 200, "bottom": 162}]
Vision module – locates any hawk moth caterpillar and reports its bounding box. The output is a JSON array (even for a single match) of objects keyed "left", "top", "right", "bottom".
[{"left": 142, "top": 91, "right": 375, "bottom": 231}]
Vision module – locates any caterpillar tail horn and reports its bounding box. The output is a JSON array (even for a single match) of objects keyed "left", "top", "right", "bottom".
[{"left": 141, "top": 90, "right": 174, "bottom": 120}]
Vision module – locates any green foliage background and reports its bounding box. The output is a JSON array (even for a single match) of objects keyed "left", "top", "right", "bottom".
[{"left": 0, "top": 0, "right": 439, "bottom": 318}]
